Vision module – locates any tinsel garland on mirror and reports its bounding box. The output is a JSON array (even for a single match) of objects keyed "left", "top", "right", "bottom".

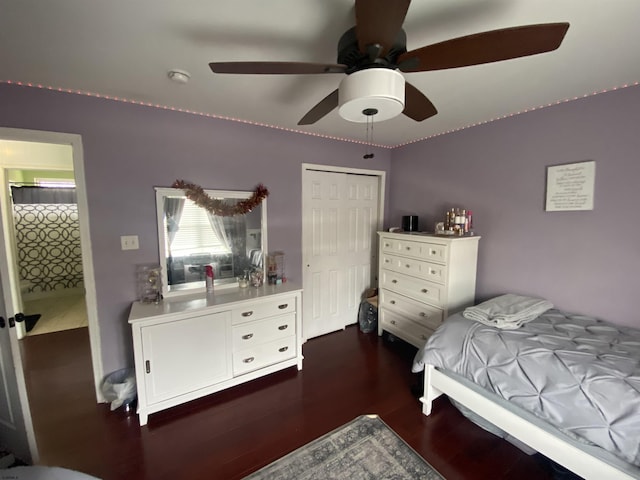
[{"left": 172, "top": 180, "right": 269, "bottom": 216}]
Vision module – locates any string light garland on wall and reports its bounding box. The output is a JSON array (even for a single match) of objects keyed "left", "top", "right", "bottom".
[
  {"left": 3, "top": 80, "right": 639, "bottom": 149},
  {"left": 172, "top": 180, "right": 269, "bottom": 216}
]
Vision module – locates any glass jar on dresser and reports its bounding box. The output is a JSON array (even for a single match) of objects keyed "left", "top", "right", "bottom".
[{"left": 377, "top": 232, "right": 480, "bottom": 348}]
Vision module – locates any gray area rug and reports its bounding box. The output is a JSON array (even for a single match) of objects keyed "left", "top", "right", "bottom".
[{"left": 243, "top": 414, "right": 444, "bottom": 479}]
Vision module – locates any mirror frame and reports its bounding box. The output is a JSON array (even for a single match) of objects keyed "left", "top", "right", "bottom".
[{"left": 155, "top": 187, "right": 268, "bottom": 298}]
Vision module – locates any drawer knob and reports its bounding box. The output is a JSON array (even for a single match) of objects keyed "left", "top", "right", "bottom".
[
  {"left": 243, "top": 357, "right": 255, "bottom": 363},
  {"left": 384, "top": 243, "right": 390, "bottom": 247},
  {"left": 405, "top": 264, "right": 410, "bottom": 268},
  {"left": 278, "top": 346, "right": 289, "bottom": 353},
  {"left": 391, "top": 279, "right": 398, "bottom": 284},
  {"left": 278, "top": 325, "right": 288, "bottom": 331},
  {"left": 278, "top": 304, "right": 288, "bottom": 309},
  {"left": 242, "top": 311, "right": 254, "bottom": 317},
  {"left": 390, "top": 300, "right": 396, "bottom": 305},
  {"left": 430, "top": 250, "right": 437, "bottom": 255},
  {"left": 421, "top": 288, "right": 428, "bottom": 293},
  {"left": 421, "top": 334, "right": 427, "bottom": 340},
  {"left": 420, "top": 312, "right": 427, "bottom": 317},
  {"left": 390, "top": 320, "right": 396, "bottom": 325},
  {"left": 385, "top": 259, "right": 390, "bottom": 263},
  {"left": 406, "top": 246, "right": 411, "bottom": 250},
  {"left": 242, "top": 333, "right": 254, "bottom": 340}
]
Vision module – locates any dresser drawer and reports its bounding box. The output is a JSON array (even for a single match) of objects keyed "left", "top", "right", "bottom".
[
  {"left": 233, "top": 336, "right": 296, "bottom": 376},
  {"left": 380, "top": 253, "right": 446, "bottom": 284},
  {"left": 379, "top": 290, "right": 443, "bottom": 330},
  {"left": 380, "top": 270, "right": 444, "bottom": 306},
  {"left": 380, "top": 309, "right": 434, "bottom": 348},
  {"left": 231, "top": 296, "right": 296, "bottom": 325},
  {"left": 232, "top": 313, "right": 295, "bottom": 349},
  {"left": 380, "top": 237, "right": 448, "bottom": 264}
]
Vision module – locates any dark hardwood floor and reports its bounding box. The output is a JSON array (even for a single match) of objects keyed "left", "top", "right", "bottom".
[{"left": 20, "top": 325, "right": 557, "bottom": 480}]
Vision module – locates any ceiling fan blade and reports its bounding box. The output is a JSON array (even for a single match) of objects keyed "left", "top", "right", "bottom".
[
  {"left": 209, "top": 62, "right": 347, "bottom": 75},
  {"left": 355, "top": 0, "right": 411, "bottom": 56},
  {"left": 403, "top": 82, "right": 438, "bottom": 121},
  {"left": 298, "top": 89, "right": 339, "bottom": 125},
  {"left": 398, "top": 23, "right": 570, "bottom": 72}
]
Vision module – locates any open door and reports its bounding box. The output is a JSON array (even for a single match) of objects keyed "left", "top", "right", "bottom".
[
  {"left": 0, "top": 127, "right": 103, "bottom": 463},
  {"left": 0, "top": 223, "right": 37, "bottom": 463}
]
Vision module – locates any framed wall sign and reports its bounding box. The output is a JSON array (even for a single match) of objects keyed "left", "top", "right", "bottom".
[{"left": 545, "top": 160, "right": 595, "bottom": 212}]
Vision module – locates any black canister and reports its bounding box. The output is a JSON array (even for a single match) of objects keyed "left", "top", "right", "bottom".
[{"left": 402, "top": 215, "right": 419, "bottom": 232}]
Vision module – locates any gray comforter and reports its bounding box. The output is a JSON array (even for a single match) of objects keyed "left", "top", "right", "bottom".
[{"left": 412, "top": 309, "right": 640, "bottom": 467}]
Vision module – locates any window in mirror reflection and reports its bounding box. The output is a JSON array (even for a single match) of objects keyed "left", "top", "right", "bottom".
[{"left": 157, "top": 188, "right": 266, "bottom": 296}]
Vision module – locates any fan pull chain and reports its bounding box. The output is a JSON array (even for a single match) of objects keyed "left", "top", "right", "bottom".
[{"left": 363, "top": 108, "right": 376, "bottom": 159}]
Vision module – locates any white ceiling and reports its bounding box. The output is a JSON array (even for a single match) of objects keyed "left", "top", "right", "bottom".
[{"left": 1, "top": 0, "right": 639, "bottom": 147}]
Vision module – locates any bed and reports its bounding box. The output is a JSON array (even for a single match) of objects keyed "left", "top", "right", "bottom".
[{"left": 412, "top": 305, "right": 640, "bottom": 480}]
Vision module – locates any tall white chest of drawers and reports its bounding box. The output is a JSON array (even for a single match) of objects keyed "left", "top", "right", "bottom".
[
  {"left": 128, "top": 284, "right": 302, "bottom": 426},
  {"left": 377, "top": 232, "right": 480, "bottom": 348}
]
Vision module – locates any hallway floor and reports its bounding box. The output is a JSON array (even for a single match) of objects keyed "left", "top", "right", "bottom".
[{"left": 23, "top": 293, "right": 87, "bottom": 335}]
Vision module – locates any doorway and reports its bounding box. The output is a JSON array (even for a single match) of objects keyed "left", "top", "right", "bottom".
[
  {"left": 10, "top": 171, "right": 88, "bottom": 337},
  {"left": 301, "top": 164, "right": 385, "bottom": 340},
  {"left": 0, "top": 128, "right": 102, "bottom": 463}
]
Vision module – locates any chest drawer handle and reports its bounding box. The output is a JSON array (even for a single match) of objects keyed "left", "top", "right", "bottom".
[
  {"left": 243, "top": 357, "right": 255, "bottom": 363},
  {"left": 278, "top": 304, "right": 288, "bottom": 309},
  {"left": 420, "top": 312, "right": 427, "bottom": 317},
  {"left": 242, "top": 311, "right": 254, "bottom": 317},
  {"left": 390, "top": 320, "right": 397, "bottom": 325},
  {"left": 242, "top": 333, "right": 254, "bottom": 340},
  {"left": 421, "top": 334, "right": 428, "bottom": 340},
  {"left": 278, "top": 325, "right": 288, "bottom": 331},
  {"left": 405, "top": 264, "right": 411, "bottom": 268},
  {"left": 406, "top": 246, "right": 411, "bottom": 251},
  {"left": 421, "top": 288, "right": 429, "bottom": 294},
  {"left": 430, "top": 250, "right": 437, "bottom": 255},
  {"left": 278, "top": 346, "right": 289, "bottom": 353},
  {"left": 391, "top": 279, "right": 398, "bottom": 284},
  {"left": 389, "top": 300, "right": 396, "bottom": 305}
]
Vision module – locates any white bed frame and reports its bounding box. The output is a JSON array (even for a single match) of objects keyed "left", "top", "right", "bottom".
[{"left": 421, "top": 365, "right": 638, "bottom": 480}]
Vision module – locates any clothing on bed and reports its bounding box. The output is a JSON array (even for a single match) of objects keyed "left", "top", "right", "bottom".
[
  {"left": 462, "top": 293, "right": 553, "bottom": 329},
  {"left": 412, "top": 310, "right": 640, "bottom": 467}
]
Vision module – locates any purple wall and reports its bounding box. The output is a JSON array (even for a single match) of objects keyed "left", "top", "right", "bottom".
[
  {"left": 390, "top": 85, "right": 640, "bottom": 328},
  {"left": 0, "top": 83, "right": 392, "bottom": 373}
]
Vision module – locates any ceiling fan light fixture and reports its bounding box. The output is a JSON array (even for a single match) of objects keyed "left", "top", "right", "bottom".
[{"left": 338, "top": 69, "right": 405, "bottom": 123}]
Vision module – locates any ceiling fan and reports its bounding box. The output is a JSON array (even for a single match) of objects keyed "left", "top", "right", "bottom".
[{"left": 209, "top": 0, "right": 569, "bottom": 126}]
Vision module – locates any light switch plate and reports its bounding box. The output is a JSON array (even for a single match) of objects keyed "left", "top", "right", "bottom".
[{"left": 120, "top": 235, "right": 139, "bottom": 250}]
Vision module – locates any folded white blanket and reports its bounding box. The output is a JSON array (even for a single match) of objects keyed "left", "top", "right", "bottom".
[{"left": 463, "top": 294, "right": 553, "bottom": 329}]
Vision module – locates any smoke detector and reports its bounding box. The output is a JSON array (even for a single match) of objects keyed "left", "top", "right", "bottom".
[{"left": 168, "top": 69, "right": 191, "bottom": 84}]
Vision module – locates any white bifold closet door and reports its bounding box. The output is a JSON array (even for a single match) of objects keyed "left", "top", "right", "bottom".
[{"left": 302, "top": 169, "right": 380, "bottom": 340}]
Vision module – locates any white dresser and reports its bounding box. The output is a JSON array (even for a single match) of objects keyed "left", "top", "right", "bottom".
[
  {"left": 128, "top": 283, "right": 302, "bottom": 425},
  {"left": 377, "top": 232, "right": 480, "bottom": 348}
]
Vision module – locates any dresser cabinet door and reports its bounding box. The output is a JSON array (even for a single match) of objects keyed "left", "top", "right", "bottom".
[{"left": 141, "top": 311, "right": 232, "bottom": 405}]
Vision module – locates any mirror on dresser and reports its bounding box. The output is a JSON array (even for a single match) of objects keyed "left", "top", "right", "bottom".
[{"left": 155, "top": 187, "right": 267, "bottom": 297}]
